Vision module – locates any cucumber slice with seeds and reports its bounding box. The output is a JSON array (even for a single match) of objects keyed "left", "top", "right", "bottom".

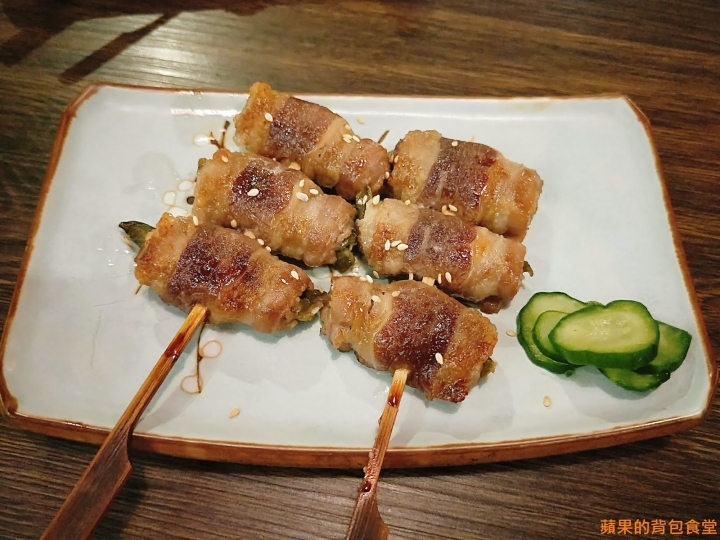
[
  {"left": 532, "top": 310, "right": 568, "bottom": 360},
  {"left": 549, "top": 300, "right": 659, "bottom": 369},
  {"left": 516, "top": 292, "right": 586, "bottom": 374},
  {"left": 635, "top": 322, "right": 692, "bottom": 375}
]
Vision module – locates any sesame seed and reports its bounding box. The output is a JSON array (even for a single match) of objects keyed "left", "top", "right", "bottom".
[
  {"left": 543, "top": 396, "right": 552, "bottom": 407},
  {"left": 451, "top": 140, "right": 458, "bottom": 147},
  {"left": 357, "top": 118, "right": 365, "bottom": 124},
  {"left": 229, "top": 408, "right": 240, "bottom": 418},
  {"left": 391, "top": 291, "right": 400, "bottom": 297},
  {"left": 288, "top": 162, "right": 301, "bottom": 170},
  {"left": 445, "top": 272, "right": 452, "bottom": 283},
  {"left": 437, "top": 273, "right": 442, "bottom": 284},
  {"left": 408, "top": 273, "right": 414, "bottom": 280},
  {"left": 391, "top": 240, "right": 401, "bottom": 247},
  {"left": 299, "top": 179, "right": 305, "bottom": 187},
  {"left": 192, "top": 215, "right": 199, "bottom": 226},
  {"left": 309, "top": 188, "right": 319, "bottom": 195},
  {"left": 435, "top": 352, "right": 444, "bottom": 364},
  {"left": 342, "top": 134, "right": 353, "bottom": 143},
  {"left": 244, "top": 230, "right": 256, "bottom": 239},
  {"left": 397, "top": 243, "right": 409, "bottom": 251},
  {"left": 394, "top": 155, "right": 399, "bottom": 163},
  {"left": 361, "top": 195, "right": 368, "bottom": 205},
  {"left": 265, "top": 246, "right": 271, "bottom": 251},
  {"left": 385, "top": 171, "right": 390, "bottom": 179},
  {"left": 296, "top": 192, "right": 309, "bottom": 201},
  {"left": 264, "top": 112, "right": 273, "bottom": 122},
  {"left": 404, "top": 200, "right": 411, "bottom": 205},
  {"left": 373, "top": 270, "right": 379, "bottom": 279},
  {"left": 221, "top": 155, "right": 229, "bottom": 163},
  {"left": 247, "top": 188, "right": 260, "bottom": 197},
  {"left": 372, "top": 194, "right": 380, "bottom": 205},
  {"left": 422, "top": 276, "right": 435, "bottom": 286},
  {"left": 345, "top": 124, "right": 351, "bottom": 130},
  {"left": 349, "top": 272, "right": 360, "bottom": 277},
  {"left": 506, "top": 329, "right": 517, "bottom": 337},
  {"left": 366, "top": 275, "right": 373, "bottom": 283},
  {"left": 371, "top": 295, "right": 381, "bottom": 303},
  {"left": 384, "top": 239, "right": 391, "bottom": 251},
  {"left": 291, "top": 270, "right": 299, "bottom": 280},
  {"left": 442, "top": 205, "right": 448, "bottom": 213},
  {"left": 448, "top": 204, "right": 458, "bottom": 212},
  {"left": 359, "top": 307, "right": 363, "bottom": 312},
  {"left": 257, "top": 238, "right": 265, "bottom": 246},
  {"left": 352, "top": 135, "right": 360, "bottom": 142},
  {"left": 230, "top": 219, "right": 238, "bottom": 228},
  {"left": 470, "top": 135, "right": 476, "bottom": 142}
]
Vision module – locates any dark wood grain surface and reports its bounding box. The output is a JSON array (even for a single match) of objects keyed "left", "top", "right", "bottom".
[{"left": 0, "top": 1, "right": 718, "bottom": 539}]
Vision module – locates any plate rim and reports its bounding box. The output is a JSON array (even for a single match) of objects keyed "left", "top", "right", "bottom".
[{"left": 0, "top": 82, "right": 716, "bottom": 468}]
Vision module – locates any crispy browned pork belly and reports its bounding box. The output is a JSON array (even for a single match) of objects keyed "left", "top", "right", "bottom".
[
  {"left": 193, "top": 149, "right": 356, "bottom": 267},
  {"left": 320, "top": 277, "right": 498, "bottom": 402},
  {"left": 134, "top": 213, "right": 314, "bottom": 333},
  {"left": 234, "top": 82, "right": 390, "bottom": 200},
  {"left": 386, "top": 130, "right": 543, "bottom": 241},
  {"left": 357, "top": 198, "right": 526, "bottom": 313}
]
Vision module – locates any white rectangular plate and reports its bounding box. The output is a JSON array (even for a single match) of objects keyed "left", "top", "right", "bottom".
[{"left": 0, "top": 84, "right": 715, "bottom": 468}]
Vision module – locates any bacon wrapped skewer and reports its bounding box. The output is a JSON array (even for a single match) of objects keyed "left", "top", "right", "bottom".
[
  {"left": 387, "top": 130, "right": 543, "bottom": 241},
  {"left": 122, "top": 214, "right": 325, "bottom": 333},
  {"left": 193, "top": 149, "right": 357, "bottom": 270},
  {"left": 234, "top": 82, "right": 389, "bottom": 200},
  {"left": 320, "top": 277, "right": 498, "bottom": 403},
  {"left": 356, "top": 197, "right": 526, "bottom": 314}
]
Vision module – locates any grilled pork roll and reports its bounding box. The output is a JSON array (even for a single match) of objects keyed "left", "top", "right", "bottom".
[
  {"left": 320, "top": 277, "right": 498, "bottom": 402},
  {"left": 133, "top": 213, "right": 319, "bottom": 333},
  {"left": 193, "top": 149, "right": 356, "bottom": 268},
  {"left": 234, "top": 82, "right": 389, "bottom": 199},
  {"left": 357, "top": 198, "right": 526, "bottom": 314},
  {"left": 386, "top": 130, "right": 543, "bottom": 240}
]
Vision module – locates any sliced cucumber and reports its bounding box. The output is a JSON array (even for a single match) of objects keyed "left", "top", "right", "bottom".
[
  {"left": 549, "top": 300, "right": 659, "bottom": 369},
  {"left": 635, "top": 322, "right": 692, "bottom": 375},
  {"left": 599, "top": 368, "right": 670, "bottom": 392},
  {"left": 516, "top": 292, "right": 586, "bottom": 374},
  {"left": 532, "top": 310, "right": 568, "bottom": 360}
]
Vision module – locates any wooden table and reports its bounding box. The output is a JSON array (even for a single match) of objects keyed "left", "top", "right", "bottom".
[{"left": 1, "top": 2, "right": 718, "bottom": 538}]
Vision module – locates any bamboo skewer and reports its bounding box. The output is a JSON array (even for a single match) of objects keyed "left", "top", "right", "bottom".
[
  {"left": 346, "top": 367, "right": 409, "bottom": 540},
  {"left": 41, "top": 303, "right": 208, "bottom": 540}
]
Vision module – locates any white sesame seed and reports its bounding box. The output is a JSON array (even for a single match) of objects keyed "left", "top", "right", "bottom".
[
  {"left": 257, "top": 238, "right": 265, "bottom": 246},
  {"left": 361, "top": 195, "right": 368, "bottom": 205},
  {"left": 422, "top": 276, "right": 435, "bottom": 286},
  {"left": 435, "top": 352, "right": 444, "bottom": 364},
  {"left": 247, "top": 188, "right": 260, "bottom": 197},
  {"left": 506, "top": 329, "right": 517, "bottom": 337},
  {"left": 371, "top": 295, "right": 381, "bottom": 303},
  {"left": 352, "top": 135, "right": 360, "bottom": 142},
  {"left": 442, "top": 205, "right": 447, "bottom": 213},
  {"left": 265, "top": 246, "right": 271, "bottom": 251},
  {"left": 391, "top": 291, "right": 400, "bottom": 297},
  {"left": 296, "top": 192, "right": 309, "bottom": 202},
  {"left": 385, "top": 171, "right": 390, "bottom": 179},
  {"left": 221, "top": 155, "right": 229, "bottom": 163},
  {"left": 437, "top": 273, "right": 442, "bottom": 284},
  {"left": 366, "top": 275, "right": 373, "bottom": 283},
  {"left": 345, "top": 124, "right": 351, "bottom": 130},
  {"left": 264, "top": 112, "right": 273, "bottom": 122},
  {"left": 309, "top": 188, "right": 319, "bottom": 195},
  {"left": 394, "top": 155, "right": 399, "bottom": 163},
  {"left": 543, "top": 396, "right": 552, "bottom": 407},
  {"left": 470, "top": 135, "right": 476, "bottom": 142},
  {"left": 451, "top": 140, "right": 458, "bottom": 147},
  {"left": 357, "top": 118, "right": 365, "bottom": 124},
  {"left": 373, "top": 271, "right": 379, "bottom": 279},
  {"left": 288, "top": 162, "right": 301, "bottom": 170},
  {"left": 391, "top": 240, "right": 401, "bottom": 247},
  {"left": 384, "top": 239, "right": 391, "bottom": 251},
  {"left": 342, "top": 134, "right": 352, "bottom": 143},
  {"left": 448, "top": 204, "right": 458, "bottom": 212},
  {"left": 404, "top": 199, "right": 411, "bottom": 205},
  {"left": 372, "top": 194, "right": 380, "bottom": 205},
  {"left": 397, "top": 243, "right": 409, "bottom": 251},
  {"left": 229, "top": 408, "right": 240, "bottom": 418},
  {"left": 299, "top": 179, "right": 305, "bottom": 188},
  {"left": 359, "top": 307, "right": 363, "bottom": 312},
  {"left": 244, "top": 230, "right": 255, "bottom": 239},
  {"left": 291, "top": 270, "right": 299, "bottom": 280},
  {"left": 445, "top": 272, "right": 452, "bottom": 283},
  {"left": 408, "top": 273, "right": 414, "bottom": 280},
  {"left": 230, "top": 219, "right": 238, "bottom": 228}
]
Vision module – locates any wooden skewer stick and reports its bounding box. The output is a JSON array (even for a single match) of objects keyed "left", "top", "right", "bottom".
[
  {"left": 41, "top": 303, "right": 208, "bottom": 540},
  {"left": 346, "top": 367, "right": 409, "bottom": 540}
]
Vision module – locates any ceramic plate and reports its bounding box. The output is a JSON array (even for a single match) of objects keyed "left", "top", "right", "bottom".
[{"left": 0, "top": 84, "right": 715, "bottom": 468}]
